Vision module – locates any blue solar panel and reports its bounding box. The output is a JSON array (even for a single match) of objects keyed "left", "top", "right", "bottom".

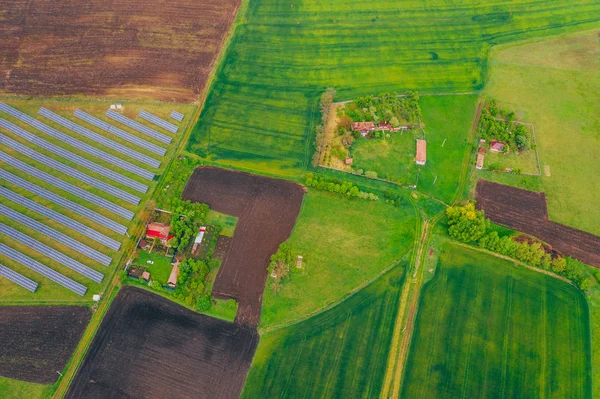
[
  {"left": 170, "top": 110, "right": 184, "bottom": 122},
  {"left": 40, "top": 108, "right": 162, "bottom": 169},
  {"left": 0, "top": 168, "right": 128, "bottom": 235},
  {"left": 0, "top": 264, "right": 38, "bottom": 292},
  {"left": 0, "top": 204, "right": 112, "bottom": 266},
  {"left": 0, "top": 243, "right": 87, "bottom": 296},
  {"left": 106, "top": 110, "right": 172, "bottom": 144},
  {"left": 0, "top": 187, "right": 121, "bottom": 251},
  {"left": 0, "top": 150, "right": 134, "bottom": 220},
  {"left": 0, "top": 117, "right": 148, "bottom": 193},
  {"left": 0, "top": 223, "right": 104, "bottom": 283},
  {"left": 138, "top": 110, "right": 179, "bottom": 133}
]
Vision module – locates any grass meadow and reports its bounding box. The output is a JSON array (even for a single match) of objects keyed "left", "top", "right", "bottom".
[
  {"left": 479, "top": 30, "right": 600, "bottom": 235},
  {"left": 0, "top": 97, "right": 192, "bottom": 302},
  {"left": 260, "top": 189, "right": 417, "bottom": 327},
  {"left": 187, "top": 0, "right": 600, "bottom": 177},
  {"left": 402, "top": 243, "right": 591, "bottom": 398},
  {"left": 243, "top": 264, "right": 404, "bottom": 398}
]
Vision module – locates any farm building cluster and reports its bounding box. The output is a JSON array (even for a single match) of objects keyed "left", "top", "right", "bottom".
[{"left": 350, "top": 121, "right": 413, "bottom": 136}]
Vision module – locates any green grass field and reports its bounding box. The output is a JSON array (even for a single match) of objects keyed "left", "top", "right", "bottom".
[
  {"left": 480, "top": 30, "right": 600, "bottom": 234},
  {"left": 402, "top": 243, "right": 591, "bottom": 398},
  {"left": 205, "top": 210, "right": 238, "bottom": 237},
  {"left": 243, "top": 264, "right": 404, "bottom": 398},
  {"left": 187, "top": 0, "right": 600, "bottom": 177},
  {"left": 260, "top": 189, "right": 417, "bottom": 327},
  {"left": 132, "top": 251, "right": 173, "bottom": 285}
]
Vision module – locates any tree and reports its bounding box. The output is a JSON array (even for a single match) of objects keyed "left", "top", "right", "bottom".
[
  {"left": 268, "top": 242, "right": 294, "bottom": 292},
  {"left": 578, "top": 277, "right": 594, "bottom": 291},
  {"left": 365, "top": 171, "right": 378, "bottom": 179},
  {"left": 515, "top": 134, "right": 530, "bottom": 150},
  {"left": 196, "top": 295, "right": 212, "bottom": 311},
  {"left": 446, "top": 202, "right": 490, "bottom": 242},
  {"left": 551, "top": 257, "right": 567, "bottom": 274}
]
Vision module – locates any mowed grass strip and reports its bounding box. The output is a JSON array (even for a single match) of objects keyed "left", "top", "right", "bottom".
[
  {"left": 260, "top": 189, "right": 417, "bottom": 327},
  {"left": 401, "top": 243, "right": 591, "bottom": 399},
  {"left": 189, "top": 0, "right": 600, "bottom": 175},
  {"left": 243, "top": 265, "right": 405, "bottom": 398}
]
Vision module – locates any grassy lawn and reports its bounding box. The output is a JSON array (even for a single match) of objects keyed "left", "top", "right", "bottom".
[
  {"left": 402, "top": 242, "right": 591, "bottom": 398},
  {"left": 481, "top": 30, "right": 600, "bottom": 235},
  {"left": 243, "top": 264, "right": 404, "bottom": 398},
  {"left": 132, "top": 251, "right": 173, "bottom": 285},
  {"left": 205, "top": 210, "right": 237, "bottom": 237},
  {"left": 484, "top": 146, "right": 539, "bottom": 174},
  {"left": 0, "top": 377, "right": 54, "bottom": 399},
  {"left": 187, "top": 0, "right": 600, "bottom": 177},
  {"left": 260, "top": 188, "right": 417, "bottom": 327},
  {"left": 349, "top": 130, "right": 419, "bottom": 185}
]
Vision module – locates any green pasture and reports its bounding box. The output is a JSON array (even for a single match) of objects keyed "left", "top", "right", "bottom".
[
  {"left": 0, "top": 97, "right": 191, "bottom": 302},
  {"left": 484, "top": 146, "right": 539, "bottom": 174},
  {"left": 132, "top": 251, "right": 173, "bottom": 285},
  {"left": 349, "top": 130, "right": 419, "bottom": 185},
  {"left": 0, "top": 377, "right": 54, "bottom": 399},
  {"left": 480, "top": 30, "right": 600, "bottom": 235},
  {"left": 402, "top": 243, "right": 591, "bottom": 398},
  {"left": 260, "top": 188, "right": 417, "bottom": 327},
  {"left": 243, "top": 264, "right": 404, "bottom": 398},
  {"left": 205, "top": 210, "right": 238, "bottom": 237},
  {"left": 187, "top": 0, "right": 600, "bottom": 176}
]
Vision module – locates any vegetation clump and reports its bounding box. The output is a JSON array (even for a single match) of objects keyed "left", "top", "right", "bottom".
[
  {"left": 305, "top": 173, "right": 378, "bottom": 201},
  {"left": 342, "top": 91, "right": 421, "bottom": 127},
  {"left": 446, "top": 202, "right": 490, "bottom": 242},
  {"left": 313, "top": 87, "right": 337, "bottom": 167},
  {"left": 479, "top": 99, "right": 532, "bottom": 151},
  {"left": 267, "top": 242, "right": 295, "bottom": 292},
  {"left": 169, "top": 199, "right": 209, "bottom": 251}
]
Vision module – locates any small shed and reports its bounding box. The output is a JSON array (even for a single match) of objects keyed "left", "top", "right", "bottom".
[
  {"left": 191, "top": 226, "right": 207, "bottom": 255},
  {"left": 296, "top": 255, "right": 303, "bottom": 269},
  {"left": 415, "top": 139, "right": 426, "bottom": 165},
  {"left": 344, "top": 157, "right": 353, "bottom": 165},
  {"left": 168, "top": 263, "right": 179, "bottom": 289},
  {"left": 476, "top": 154, "right": 484, "bottom": 170},
  {"left": 142, "top": 271, "right": 151, "bottom": 282}
]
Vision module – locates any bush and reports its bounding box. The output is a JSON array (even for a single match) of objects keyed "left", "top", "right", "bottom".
[
  {"left": 446, "top": 202, "right": 489, "bottom": 243},
  {"left": 196, "top": 295, "right": 212, "bottom": 311},
  {"left": 365, "top": 171, "right": 378, "bottom": 179}
]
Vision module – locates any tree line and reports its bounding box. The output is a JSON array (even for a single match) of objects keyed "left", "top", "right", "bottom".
[{"left": 306, "top": 173, "right": 379, "bottom": 201}]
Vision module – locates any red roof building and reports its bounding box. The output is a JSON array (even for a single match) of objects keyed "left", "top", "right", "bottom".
[
  {"left": 415, "top": 139, "right": 427, "bottom": 165},
  {"left": 490, "top": 140, "right": 506, "bottom": 153},
  {"left": 146, "top": 222, "right": 173, "bottom": 245},
  {"left": 378, "top": 123, "right": 392, "bottom": 131},
  {"left": 351, "top": 122, "right": 376, "bottom": 135}
]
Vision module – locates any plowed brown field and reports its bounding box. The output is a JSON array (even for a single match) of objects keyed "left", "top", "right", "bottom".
[
  {"left": 476, "top": 180, "right": 600, "bottom": 267},
  {"left": 0, "top": 306, "right": 90, "bottom": 384},
  {"left": 66, "top": 287, "right": 258, "bottom": 399},
  {"left": 182, "top": 167, "right": 304, "bottom": 327},
  {"left": 0, "top": 0, "right": 241, "bottom": 102}
]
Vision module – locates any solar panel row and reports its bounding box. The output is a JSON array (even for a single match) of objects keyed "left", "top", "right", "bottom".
[
  {"left": 0, "top": 223, "right": 104, "bottom": 283},
  {"left": 0, "top": 243, "right": 87, "bottom": 296},
  {"left": 0, "top": 204, "right": 112, "bottom": 266},
  {"left": 138, "top": 110, "right": 178, "bottom": 133},
  {"left": 0, "top": 264, "right": 38, "bottom": 292},
  {"left": 0, "top": 150, "right": 134, "bottom": 221},
  {"left": 0, "top": 132, "right": 140, "bottom": 205},
  {"left": 0, "top": 102, "right": 155, "bottom": 181},
  {"left": 0, "top": 187, "right": 121, "bottom": 251},
  {"left": 170, "top": 110, "right": 184, "bottom": 122},
  {"left": 106, "top": 110, "right": 172, "bottom": 144},
  {"left": 40, "top": 108, "right": 161, "bottom": 169},
  {"left": 0, "top": 117, "right": 148, "bottom": 193},
  {"left": 75, "top": 110, "right": 167, "bottom": 156},
  {"left": 0, "top": 168, "right": 128, "bottom": 235}
]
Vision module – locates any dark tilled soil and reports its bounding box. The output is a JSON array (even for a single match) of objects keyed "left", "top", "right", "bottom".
[
  {"left": 0, "top": 0, "right": 241, "bottom": 102},
  {"left": 476, "top": 179, "right": 600, "bottom": 267},
  {"left": 214, "top": 235, "right": 232, "bottom": 260},
  {"left": 66, "top": 287, "right": 259, "bottom": 399},
  {"left": 0, "top": 306, "right": 91, "bottom": 384},
  {"left": 182, "top": 167, "right": 305, "bottom": 327}
]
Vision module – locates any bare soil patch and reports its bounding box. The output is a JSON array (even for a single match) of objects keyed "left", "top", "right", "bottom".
[
  {"left": 476, "top": 179, "right": 600, "bottom": 266},
  {"left": 182, "top": 167, "right": 304, "bottom": 327},
  {"left": 214, "top": 235, "right": 233, "bottom": 260},
  {"left": 0, "top": 306, "right": 90, "bottom": 384},
  {"left": 0, "top": 0, "right": 241, "bottom": 102},
  {"left": 66, "top": 287, "right": 258, "bottom": 399}
]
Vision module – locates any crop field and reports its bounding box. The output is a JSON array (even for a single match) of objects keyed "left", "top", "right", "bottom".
[
  {"left": 402, "top": 243, "right": 591, "bottom": 398},
  {"left": 67, "top": 287, "right": 259, "bottom": 399},
  {"left": 0, "top": 0, "right": 242, "bottom": 102},
  {"left": 243, "top": 265, "right": 404, "bottom": 398},
  {"left": 0, "top": 97, "right": 190, "bottom": 301},
  {"left": 483, "top": 30, "right": 600, "bottom": 235},
  {"left": 187, "top": 0, "right": 600, "bottom": 176},
  {"left": 0, "top": 306, "right": 90, "bottom": 384},
  {"left": 260, "top": 189, "right": 417, "bottom": 327}
]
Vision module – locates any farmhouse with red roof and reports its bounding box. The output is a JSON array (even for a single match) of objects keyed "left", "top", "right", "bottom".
[
  {"left": 146, "top": 222, "right": 174, "bottom": 246},
  {"left": 490, "top": 140, "right": 507, "bottom": 153}
]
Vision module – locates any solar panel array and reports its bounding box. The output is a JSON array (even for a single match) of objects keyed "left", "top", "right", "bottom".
[
  {"left": 40, "top": 108, "right": 161, "bottom": 169},
  {"left": 0, "top": 117, "right": 148, "bottom": 193},
  {"left": 0, "top": 223, "right": 104, "bottom": 283},
  {"left": 170, "top": 110, "right": 184, "bottom": 122},
  {"left": 0, "top": 168, "right": 128, "bottom": 235},
  {"left": 0, "top": 187, "right": 121, "bottom": 251},
  {"left": 0, "top": 132, "right": 140, "bottom": 205},
  {"left": 106, "top": 110, "right": 172, "bottom": 144},
  {"left": 0, "top": 204, "right": 111, "bottom": 266},
  {"left": 0, "top": 265, "right": 38, "bottom": 292},
  {"left": 0, "top": 102, "right": 155, "bottom": 181},
  {"left": 139, "top": 110, "right": 179, "bottom": 133},
  {"left": 0, "top": 150, "right": 134, "bottom": 220},
  {"left": 75, "top": 110, "right": 167, "bottom": 156},
  {"left": 0, "top": 243, "right": 87, "bottom": 296}
]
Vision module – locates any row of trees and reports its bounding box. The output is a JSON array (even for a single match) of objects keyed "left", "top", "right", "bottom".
[
  {"left": 305, "top": 173, "right": 379, "bottom": 201},
  {"left": 345, "top": 91, "right": 421, "bottom": 126},
  {"left": 479, "top": 100, "right": 532, "bottom": 151},
  {"left": 446, "top": 203, "right": 595, "bottom": 290},
  {"left": 312, "top": 88, "right": 337, "bottom": 167}
]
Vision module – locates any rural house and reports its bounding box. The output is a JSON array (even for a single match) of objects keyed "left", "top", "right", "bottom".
[
  {"left": 490, "top": 140, "right": 506, "bottom": 153},
  {"left": 378, "top": 122, "right": 392, "bottom": 131},
  {"left": 351, "top": 121, "right": 376, "bottom": 136},
  {"left": 168, "top": 261, "right": 180, "bottom": 289},
  {"left": 476, "top": 154, "right": 485, "bottom": 170},
  {"left": 146, "top": 222, "right": 173, "bottom": 246},
  {"left": 415, "top": 139, "right": 426, "bottom": 165}
]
